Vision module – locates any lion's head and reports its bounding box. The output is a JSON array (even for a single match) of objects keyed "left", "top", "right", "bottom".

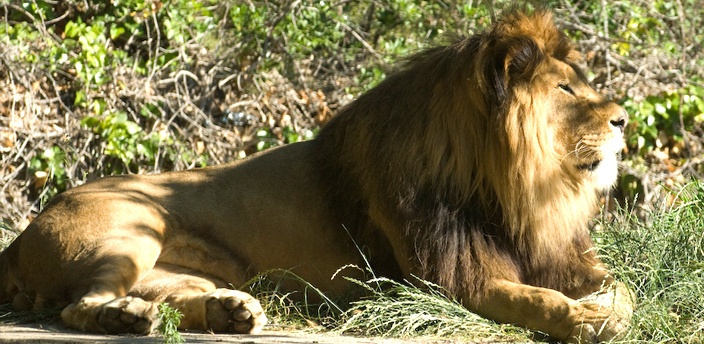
[
  {"left": 317, "top": 10, "right": 627, "bottom": 297},
  {"left": 472, "top": 10, "right": 628, "bottom": 240},
  {"left": 486, "top": 11, "right": 627, "bottom": 191}
]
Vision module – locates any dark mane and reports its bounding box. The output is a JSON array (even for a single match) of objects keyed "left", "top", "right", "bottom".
[{"left": 314, "top": 9, "right": 603, "bottom": 298}]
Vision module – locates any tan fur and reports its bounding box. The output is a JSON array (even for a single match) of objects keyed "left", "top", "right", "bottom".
[{"left": 0, "top": 10, "right": 632, "bottom": 343}]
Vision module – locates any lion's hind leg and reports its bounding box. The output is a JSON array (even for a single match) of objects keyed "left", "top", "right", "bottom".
[
  {"left": 129, "top": 263, "right": 267, "bottom": 334},
  {"left": 58, "top": 248, "right": 163, "bottom": 334}
]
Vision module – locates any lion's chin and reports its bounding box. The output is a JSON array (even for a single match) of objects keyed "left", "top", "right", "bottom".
[{"left": 580, "top": 154, "right": 619, "bottom": 192}]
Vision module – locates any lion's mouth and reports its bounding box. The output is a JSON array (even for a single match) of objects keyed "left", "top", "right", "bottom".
[{"left": 576, "top": 160, "right": 601, "bottom": 171}]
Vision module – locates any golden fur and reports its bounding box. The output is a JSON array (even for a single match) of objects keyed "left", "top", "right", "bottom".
[{"left": 1, "top": 10, "right": 632, "bottom": 343}]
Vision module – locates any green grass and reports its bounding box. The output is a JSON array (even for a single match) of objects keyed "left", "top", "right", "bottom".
[
  {"left": 244, "top": 269, "right": 349, "bottom": 330},
  {"left": 334, "top": 277, "right": 537, "bottom": 342},
  {"left": 595, "top": 181, "right": 704, "bottom": 342},
  {"left": 157, "top": 303, "right": 184, "bottom": 344},
  {"left": 248, "top": 272, "right": 537, "bottom": 341}
]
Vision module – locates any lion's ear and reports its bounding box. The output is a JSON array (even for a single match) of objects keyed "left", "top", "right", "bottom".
[
  {"left": 482, "top": 36, "right": 543, "bottom": 109},
  {"left": 505, "top": 37, "right": 543, "bottom": 82}
]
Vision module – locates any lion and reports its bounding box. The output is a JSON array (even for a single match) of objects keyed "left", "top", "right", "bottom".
[{"left": 0, "top": 10, "right": 632, "bottom": 343}]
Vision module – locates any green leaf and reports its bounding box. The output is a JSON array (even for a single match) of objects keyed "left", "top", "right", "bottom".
[
  {"left": 637, "top": 136, "right": 646, "bottom": 150},
  {"left": 80, "top": 116, "right": 100, "bottom": 128},
  {"left": 137, "top": 142, "right": 154, "bottom": 160},
  {"left": 110, "top": 26, "right": 126, "bottom": 40},
  {"left": 94, "top": 70, "right": 105, "bottom": 85},
  {"left": 42, "top": 147, "right": 55, "bottom": 160},
  {"left": 74, "top": 90, "right": 86, "bottom": 106},
  {"left": 114, "top": 112, "right": 128, "bottom": 124},
  {"left": 64, "top": 21, "right": 79, "bottom": 38},
  {"left": 124, "top": 121, "right": 142, "bottom": 135}
]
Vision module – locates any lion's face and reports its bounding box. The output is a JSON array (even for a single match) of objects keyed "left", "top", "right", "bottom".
[{"left": 539, "top": 57, "right": 628, "bottom": 191}]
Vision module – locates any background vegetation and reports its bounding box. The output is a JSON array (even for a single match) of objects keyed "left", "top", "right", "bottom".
[{"left": 1, "top": 0, "right": 703, "bottom": 342}]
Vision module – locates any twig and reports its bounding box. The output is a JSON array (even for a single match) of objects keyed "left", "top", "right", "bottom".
[{"left": 336, "top": 20, "right": 384, "bottom": 63}]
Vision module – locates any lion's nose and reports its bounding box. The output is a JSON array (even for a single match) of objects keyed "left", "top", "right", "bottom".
[{"left": 609, "top": 108, "right": 628, "bottom": 133}]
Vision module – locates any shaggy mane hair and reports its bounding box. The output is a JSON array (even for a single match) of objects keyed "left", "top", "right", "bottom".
[{"left": 315, "top": 10, "right": 604, "bottom": 299}]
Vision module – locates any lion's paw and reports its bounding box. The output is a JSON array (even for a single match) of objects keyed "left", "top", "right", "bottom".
[
  {"left": 205, "top": 289, "right": 267, "bottom": 334},
  {"left": 567, "top": 323, "right": 598, "bottom": 344},
  {"left": 566, "top": 318, "right": 628, "bottom": 344},
  {"left": 567, "top": 283, "right": 634, "bottom": 343},
  {"left": 98, "top": 296, "right": 158, "bottom": 334}
]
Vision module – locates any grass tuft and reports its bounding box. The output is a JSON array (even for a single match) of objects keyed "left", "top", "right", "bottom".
[
  {"left": 157, "top": 302, "right": 184, "bottom": 344},
  {"left": 245, "top": 269, "right": 349, "bottom": 330},
  {"left": 336, "top": 276, "right": 536, "bottom": 341},
  {"left": 597, "top": 181, "right": 704, "bottom": 342}
]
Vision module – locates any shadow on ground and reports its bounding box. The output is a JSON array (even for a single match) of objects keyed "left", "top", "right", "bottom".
[{"left": 0, "top": 322, "right": 452, "bottom": 344}]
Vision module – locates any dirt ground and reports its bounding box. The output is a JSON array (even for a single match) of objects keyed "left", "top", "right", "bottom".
[{"left": 0, "top": 323, "right": 462, "bottom": 344}]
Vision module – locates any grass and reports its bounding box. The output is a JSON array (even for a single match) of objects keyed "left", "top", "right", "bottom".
[
  {"left": 243, "top": 268, "right": 354, "bottom": 331},
  {"left": 157, "top": 303, "right": 184, "bottom": 344},
  {"left": 0, "top": 303, "right": 62, "bottom": 326},
  {"left": 335, "top": 277, "right": 537, "bottom": 342},
  {"left": 248, "top": 273, "right": 537, "bottom": 341},
  {"left": 595, "top": 181, "right": 704, "bottom": 342}
]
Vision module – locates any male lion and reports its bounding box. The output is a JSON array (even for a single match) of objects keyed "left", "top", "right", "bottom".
[{"left": 0, "top": 10, "right": 632, "bottom": 343}]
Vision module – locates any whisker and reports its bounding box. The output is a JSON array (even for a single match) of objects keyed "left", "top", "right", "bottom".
[
  {"left": 560, "top": 138, "right": 601, "bottom": 165},
  {"left": 574, "top": 140, "right": 584, "bottom": 159}
]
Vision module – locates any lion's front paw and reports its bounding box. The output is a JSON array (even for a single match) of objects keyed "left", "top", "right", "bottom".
[
  {"left": 98, "top": 296, "right": 158, "bottom": 334},
  {"left": 205, "top": 289, "right": 267, "bottom": 334},
  {"left": 567, "top": 283, "right": 634, "bottom": 343}
]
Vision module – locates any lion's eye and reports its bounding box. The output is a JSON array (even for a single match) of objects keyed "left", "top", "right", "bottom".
[{"left": 558, "top": 83, "right": 575, "bottom": 96}]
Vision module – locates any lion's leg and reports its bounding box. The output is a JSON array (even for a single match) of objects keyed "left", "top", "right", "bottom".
[
  {"left": 59, "top": 256, "right": 162, "bottom": 334},
  {"left": 59, "top": 249, "right": 163, "bottom": 334},
  {"left": 57, "top": 228, "right": 164, "bottom": 334},
  {"left": 129, "top": 263, "right": 267, "bottom": 334},
  {"left": 11, "top": 191, "right": 169, "bottom": 334},
  {"left": 469, "top": 279, "right": 633, "bottom": 343}
]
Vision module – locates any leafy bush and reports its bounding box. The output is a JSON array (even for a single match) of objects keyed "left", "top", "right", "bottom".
[
  {"left": 625, "top": 84, "right": 704, "bottom": 155},
  {"left": 28, "top": 146, "right": 68, "bottom": 204},
  {"left": 81, "top": 111, "right": 173, "bottom": 173}
]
